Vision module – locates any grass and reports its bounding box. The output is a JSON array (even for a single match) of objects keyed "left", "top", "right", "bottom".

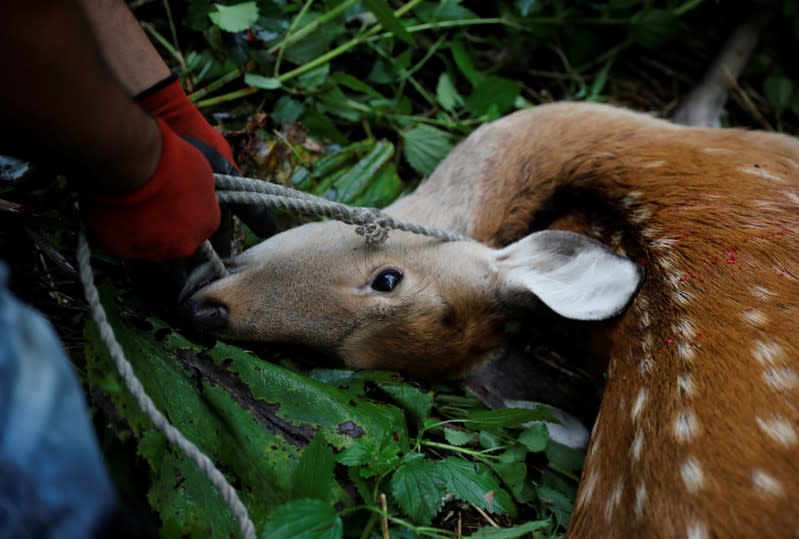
[{"left": 3, "top": 0, "right": 799, "bottom": 537}]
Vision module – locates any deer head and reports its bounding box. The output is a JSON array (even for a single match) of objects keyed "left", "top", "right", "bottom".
[{"left": 182, "top": 222, "right": 643, "bottom": 379}]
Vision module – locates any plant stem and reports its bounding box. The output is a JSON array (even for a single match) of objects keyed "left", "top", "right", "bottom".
[
  {"left": 140, "top": 21, "right": 181, "bottom": 66},
  {"left": 274, "top": 0, "right": 316, "bottom": 75},
  {"left": 196, "top": 86, "right": 258, "bottom": 108},
  {"left": 420, "top": 440, "right": 498, "bottom": 460},
  {"left": 161, "top": 0, "right": 185, "bottom": 74},
  {"left": 674, "top": 0, "right": 705, "bottom": 16},
  {"left": 267, "top": 0, "right": 359, "bottom": 55},
  {"left": 188, "top": 68, "right": 243, "bottom": 102}
]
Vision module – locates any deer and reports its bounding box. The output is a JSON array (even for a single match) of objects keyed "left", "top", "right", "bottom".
[{"left": 181, "top": 97, "right": 799, "bottom": 536}]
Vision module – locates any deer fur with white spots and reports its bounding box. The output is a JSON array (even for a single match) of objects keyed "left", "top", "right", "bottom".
[{"left": 185, "top": 102, "right": 799, "bottom": 537}]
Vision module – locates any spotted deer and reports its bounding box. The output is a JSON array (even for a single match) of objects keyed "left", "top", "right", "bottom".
[{"left": 183, "top": 101, "right": 799, "bottom": 537}]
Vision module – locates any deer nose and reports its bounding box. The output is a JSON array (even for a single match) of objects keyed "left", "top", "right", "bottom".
[{"left": 180, "top": 295, "right": 230, "bottom": 335}]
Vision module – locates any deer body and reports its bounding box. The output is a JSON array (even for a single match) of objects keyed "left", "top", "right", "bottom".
[{"left": 185, "top": 102, "right": 799, "bottom": 537}]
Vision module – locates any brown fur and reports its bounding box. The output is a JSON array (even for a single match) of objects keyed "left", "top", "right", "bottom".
[
  {"left": 431, "top": 104, "right": 799, "bottom": 538},
  {"left": 189, "top": 102, "right": 799, "bottom": 537}
]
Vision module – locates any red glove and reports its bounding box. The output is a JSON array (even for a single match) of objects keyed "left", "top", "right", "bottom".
[
  {"left": 84, "top": 117, "right": 220, "bottom": 260},
  {"left": 137, "top": 75, "right": 238, "bottom": 169}
]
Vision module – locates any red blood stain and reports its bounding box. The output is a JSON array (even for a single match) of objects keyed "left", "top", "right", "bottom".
[
  {"left": 636, "top": 257, "right": 648, "bottom": 266},
  {"left": 392, "top": 432, "right": 399, "bottom": 442},
  {"left": 694, "top": 333, "right": 704, "bottom": 342},
  {"left": 664, "top": 337, "right": 674, "bottom": 345}
]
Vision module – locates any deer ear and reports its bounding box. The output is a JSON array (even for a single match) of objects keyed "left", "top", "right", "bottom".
[{"left": 493, "top": 230, "right": 644, "bottom": 320}]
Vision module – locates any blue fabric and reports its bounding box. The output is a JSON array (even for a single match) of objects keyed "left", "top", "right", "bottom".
[{"left": 0, "top": 263, "right": 117, "bottom": 539}]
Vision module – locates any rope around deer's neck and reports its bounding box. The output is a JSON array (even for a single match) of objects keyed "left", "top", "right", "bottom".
[{"left": 78, "top": 174, "right": 466, "bottom": 538}]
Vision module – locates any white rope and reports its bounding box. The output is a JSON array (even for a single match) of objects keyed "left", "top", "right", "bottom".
[
  {"left": 214, "top": 173, "right": 469, "bottom": 245},
  {"left": 77, "top": 231, "right": 255, "bottom": 539},
  {"left": 76, "top": 172, "right": 464, "bottom": 538}
]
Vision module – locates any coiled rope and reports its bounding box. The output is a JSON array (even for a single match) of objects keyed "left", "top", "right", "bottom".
[{"left": 78, "top": 173, "right": 467, "bottom": 538}]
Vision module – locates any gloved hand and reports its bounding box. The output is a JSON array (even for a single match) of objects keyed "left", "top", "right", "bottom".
[
  {"left": 83, "top": 117, "right": 220, "bottom": 260},
  {"left": 137, "top": 74, "right": 237, "bottom": 167},
  {"left": 138, "top": 75, "right": 275, "bottom": 246}
]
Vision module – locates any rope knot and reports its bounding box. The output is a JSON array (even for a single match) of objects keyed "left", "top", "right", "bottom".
[{"left": 353, "top": 208, "right": 389, "bottom": 245}]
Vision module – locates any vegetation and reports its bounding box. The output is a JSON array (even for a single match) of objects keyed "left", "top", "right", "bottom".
[{"left": 3, "top": 0, "right": 799, "bottom": 537}]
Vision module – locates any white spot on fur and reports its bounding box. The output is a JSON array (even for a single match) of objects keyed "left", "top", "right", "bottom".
[
  {"left": 751, "top": 469, "right": 784, "bottom": 496},
  {"left": 756, "top": 416, "right": 798, "bottom": 448},
  {"left": 681, "top": 458, "right": 704, "bottom": 494},
  {"left": 577, "top": 468, "right": 599, "bottom": 507},
  {"left": 642, "top": 227, "right": 661, "bottom": 239},
  {"left": 641, "top": 333, "right": 654, "bottom": 354},
  {"left": 673, "top": 289, "right": 695, "bottom": 305},
  {"left": 631, "top": 207, "right": 653, "bottom": 224},
  {"left": 750, "top": 285, "right": 775, "bottom": 300},
  {"left": 641, "top": 160, "right": 666, "bottom": 168},
  {"left": 666, "top": 272, "right": 682, "bottom": 289},
  {"left": 657, "top": 255, "right": 676, "bottom": 274},
  {"left": 651, "top": 237, "right": 679, "bottom": 251},
  {"left": 687, "top": 521, "right": 709, "bottom": 539},
  {"left": 640, "top": 356, "right": 655, "bottom": 374},
  {"left": 639, "top": 310, "right": 652, "bottom": 329},
  {"left": 762, "top": 367, "right": 799, "bottom": 390},
  {"left": 604, "top": 480, "right": 623, "bottom": 520},
  {"left": 754, "top": 199, "right": 780, "bottom": 210},
  {"left": 622, "top": 191, "right": 643, "bottom": 209},
  {"left": 633, "top": 483, "right": 647, "bottom": 519},
  {"left": 589, "top": 222, "right": 605, "bottom": 238},
  {"left": 783, "top": 190, "right": 799, "bottom": 205},
  {"left": 752, "top": 340, "right": 784, "bottom": 366},
  {"left": 677, "top": 342, "right": 695, "bottom": 362},
  {"left": 677, "top": 374, "right": 697, "bottom": 398},
  {"left": 741, "top": 308, "right": 769, "bottom": 326},
  {"left": 703, "top": 147, "right": 732, "bottom": 155},
  {"left": 674, "top": 319, "right": 697, "bottom": 340},
  {"left": 630, "top": 430, "right": 644, "bottom": 463},
  {"left": 673, "top": 411, "right": 701, "bottom": 442},
  {"left": 739, "top": 166, "right": 786, "bottom": 183},
  {"left": 610, "top": 231, "right": 623, "bottom": 249},
  {"left": 632, "top": 388, "right": 648, "bottom": 422}
]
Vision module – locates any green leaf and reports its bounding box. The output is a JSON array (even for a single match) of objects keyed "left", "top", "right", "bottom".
[
  {"left": 545, "top": 441, "right": 585, "bottom": 474},
  {"left": 390, "top": 456, "right": 446, "bottom": 524},
  {"left": 469, "top": 519, "right": 550, "bottom": 538},
  {"left": 284, "top": 13, "right": 343, "bottom": 65},
  {"left": 444, "top": 428, "right": 474, "bottom": 447},
  {"left": 262, "top": 499, "right": 343, "bottom": 539},
  {"left": 244, "top": 73, "right": 282, "bottom": 89},
  {"left": 516, "top": 0, "right": 539, "bottom": 17},
  {"left": 375, "top": 381, "right": 435, "bottom": 424},
  {"left": 208, "top": 1, "right": 259, "bottom": 32},
  {"left": 436, "top": 72, "right": 463, "bottom": 112},
  {"left": 291, "top": 434, "right": 336, "bottom": 501},
  {"left": 629, "top": 9, "right": 681, "bottom": 48},
  {"left": 465, "top": 76, "right": 521, "bottom": 117},
  {"left": 362, "top": 0, "right": 414, "bottom": 45},
  {"left": 298, "top": 65, "right": 331, "bottom": 91},
  {"left": 464, "top": 407, "right": 557, "bottom": 430},
  {"left": 491, "top": 461, "right": 527, "bottom": 498},
  {"left": 518, "top": 424, "right": 549, "bottom": 453},
  {"left": 415, "top": 2, "right": 477, "bottom": 22},
  {"left": 334, "top": 141, "right": 394, "bottom": 204},
  {"left": 336, "top": 434, "right": 401, "bottom": 478},
  {"left": 764, "top": 76, "right": 793, "bottom": 110},
  {"left": 273, "top": 96, "right": 305, "bottom": 123},
  {"left": 333, "top": 72, "right": 386, "bottom": 99},
  {"left": 437, "top": 458, "right": 516, "bottom": 517},
  {"left": 479, "top": 430, "right": 503, "bottom": 450},
  {"left": 538, "top": 486, "right": 574, "bottom": 528},
  {"left": 450, "top": 42, "right": 482, "bottom": 87},
  {"left": 401, "top": 124, "right": 454, "bottom": 176}
]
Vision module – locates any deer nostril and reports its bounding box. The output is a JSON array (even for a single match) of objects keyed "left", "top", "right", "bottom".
[{"left": 182, "top": 297, "right": 229, "bottom": 334}]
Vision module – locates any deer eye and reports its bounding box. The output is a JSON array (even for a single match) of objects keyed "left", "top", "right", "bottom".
[{"left": 371, "top": 268, "right": 403, "bottom": 292}]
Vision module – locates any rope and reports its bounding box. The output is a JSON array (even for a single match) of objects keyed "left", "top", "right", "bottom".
[
  {"left": 77, "top": 232, "right": 255, "bottom": 539},
  {"left": 76, "top": 172, "right": 465, "bottom": 538},
  {"left": 214, "top": 173, "right": 469, "bottom": 245}
]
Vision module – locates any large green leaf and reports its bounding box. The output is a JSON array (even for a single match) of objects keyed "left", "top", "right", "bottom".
[
  {"left": 362, "top": 0, "right": 414, "bottom": 45},
  {"left": 390, "top": 455, "right": 446, "bottom": 525},
  {"left": 401, "top": 124, "right": 454, "bottom": 176},
  {"left": 262, "top": 499, "right": 343, "bottom": 539},
  {"left": 84, "top": 284, "right": 410, "bottom": 536},
  {"left": 208, "top": 1, "right": 259, "bottom": 32}
]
